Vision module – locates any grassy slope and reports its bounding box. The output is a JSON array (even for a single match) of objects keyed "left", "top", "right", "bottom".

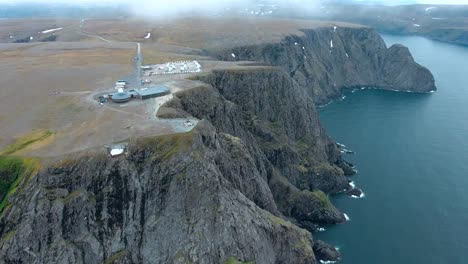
[{"left": 0, "top": 131, "right": 51, "bottom": 215}]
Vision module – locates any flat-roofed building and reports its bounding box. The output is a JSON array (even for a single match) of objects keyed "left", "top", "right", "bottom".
[{"left": 137, "top": 86, "right": 170, "bottom": 100}]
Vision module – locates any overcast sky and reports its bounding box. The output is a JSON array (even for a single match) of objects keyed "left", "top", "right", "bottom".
[
  {"left": 0, "top": 0, "right": 466, "bottom": 17},
  {"left": 0, "top": 0, "right": 467, "bottom": 5}
]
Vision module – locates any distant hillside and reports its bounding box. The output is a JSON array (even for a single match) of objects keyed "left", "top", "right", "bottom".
[{"left": 0, "top": 3, "right": 129, "bottom": 18}]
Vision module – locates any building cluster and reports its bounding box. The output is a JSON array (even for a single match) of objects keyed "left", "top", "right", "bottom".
[
  {"left": 143, "top": 60, "right": 201, "bottom": 76},
  {"left": 107, "top": 85, "right": 170, "bottom": 104},
  {"left": 96, "top": 80, "right": 170, "bottom": 104}
]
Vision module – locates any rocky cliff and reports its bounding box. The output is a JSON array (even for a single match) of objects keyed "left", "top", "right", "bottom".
[
  {"left": 0, "top": 124, "right": 326, "bottom": 264},
  {"left": 217, "top": 27, "right": 436, "bottom": 104},
  {"left": 0, "top": 26, "right": 436, "bottom": 264}
]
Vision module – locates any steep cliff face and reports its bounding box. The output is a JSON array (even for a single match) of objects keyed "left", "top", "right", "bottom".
[
  {"left": 162, "top": 68, "right": 353, "bottom": 226},
  {"left": 0, "top": 124, "right": 320, "bottom": 264},
  {"left": 0, "top": 26, "right": 436, "bottom": 264},
  {"left": 0, "top": 68, "right": 349, "bottom": 264},
  {"left": 217, "top": 27, "right": 436, "bottom": 104}
]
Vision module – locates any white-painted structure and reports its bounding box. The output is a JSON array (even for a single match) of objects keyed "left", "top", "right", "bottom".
[
  {"left": 142, "top": 60, "right": 202, "bottom": 76},
  {"left": 41, "top": 27, "right": 63, "bottom": 34}
]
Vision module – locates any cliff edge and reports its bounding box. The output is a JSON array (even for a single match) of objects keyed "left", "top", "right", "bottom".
[
  {"left": 0, "top": 24, "right": 436, "bottom": 264},
  {"left": 217, "top": 27, "right": 436, "bottom": 104}
]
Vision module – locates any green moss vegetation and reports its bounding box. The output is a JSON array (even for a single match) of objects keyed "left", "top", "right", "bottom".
[
  {"left": 313, "top": 190, "right": 333, "bottom": 210},
  {"left": 267, "top": 213, "right": 296, "bottom": 229},
  {"left": 0, "top": 156, "right": 40, "bottom": 216},
  {"left": 136, "top": 132, "right": 193, "bottom": 162},
  {"left": 291, "top": 190, "right": 333, "bottom": 211},
  {"left": 293, "top": 236, "right": 314, "bottom": 257},
  {"left": 294, "top": 139, "right": 310, "bottom": 154},
  {"left": 0, "top": 130, "right": 54, "bottom": 156},
  {"left": 315, "top": 162, "right": 343, "bottom": 175},
  {"left": 295, "top": 164, "right": 309, "bottom": 173},
  {"left": 104, "top": 249, "right": 128, "bottom": 264},
  {"left": 0, "top": 230, "right": 16, "bottom": 247},
  {"left": 174, "top": 250, "right": 193, "bottom": 263}
]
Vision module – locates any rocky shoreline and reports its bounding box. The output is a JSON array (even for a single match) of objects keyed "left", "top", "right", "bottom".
[{"left": 0, "top": 25, "right": 435, "bottom": 263}]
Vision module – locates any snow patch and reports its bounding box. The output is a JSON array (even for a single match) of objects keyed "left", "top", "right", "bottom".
[
  {"left": 330, "top": 40, "right": 333, "bottom": 48},
  {"left": 110, "top": 148, "right": 124, "bottom": 157},
  {"left": 425, "top": 6, "right": 437, "bottom": 13},
  {"left": 345, "top": 53, "right": 349, "bottom": 58},
  {"left": 29, "top": 36, "right": 33, "bottom": 40},
  {"left": 294, "top": 42, "right": 298, "bottom": 45},
  {"left": 333, "top": 26, "right": 337, "bottom": 32},
  {"left": 413, "top": 24, "right": 421, "bottom": 27},
  {"left": 231, "top": 53, "right": 236, "bottom": 58},
  {"left": 144, "top": 32, "right": 151, "bottom": 39},
  {"left": 41, "top": 27, "right": 63, "bottom": 34}
]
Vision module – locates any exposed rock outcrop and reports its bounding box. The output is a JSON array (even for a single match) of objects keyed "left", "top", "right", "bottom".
[
  {"left": 313, "top": 240, "right": 341, "bottom": 263},
  {"left": 0, "top": 25, "right": 436, "bottom": 264},
  {"left": 217, "top": 27, "right": 436, "bottom": 104},
  {"left": 0, "top": 123, "right": 317, "bottom": 264}
]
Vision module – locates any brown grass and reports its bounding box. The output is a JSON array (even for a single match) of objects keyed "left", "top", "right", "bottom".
[{"left": 83, "top": 17, "right": 363, "bottom": 50}]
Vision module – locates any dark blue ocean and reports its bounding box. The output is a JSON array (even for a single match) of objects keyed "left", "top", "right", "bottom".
[{"left": 316, "top": 35, "right": 468, "bottom": 264}]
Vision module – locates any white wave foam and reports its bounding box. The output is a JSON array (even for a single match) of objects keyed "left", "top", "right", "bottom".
[
  {"left": 349, "top": 181, "right": 355, "bottom": 188},
  {"left": 344, "top": 213, "right": 350, "bottom": 221},
  {"left": 337, "top": 142, "right": 346, "bottom": 148},
  {"left": 317, "top": 227, "right": 326, "bottom": 232},
  {"left": 320, "top": 260, "right": 336, "bottom": 264},
  {"left": 318, "top": 101, "right": 332, "bottom": 108},
  {"left": 351, "top": 192, "right": 365, "bottom": 199}
]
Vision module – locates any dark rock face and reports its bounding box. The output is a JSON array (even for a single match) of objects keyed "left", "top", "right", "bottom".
[
  {"left": 0, "top": 26, "right": 436, "bottom": 264},
  {"left": 313, "top": 240, "right": 341, "bottom": 263},
  {"left": 217, "top": 27, "right": 436, "bottom": 104},
  {"left": 0, "top": 124, "right": 316, "bottom": 264},
  {"left": 167, "top": 68, "right": 351, "bottom": 225},
  {"left": 347, "top": 188, "right": 364, "bottom": 198}
]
